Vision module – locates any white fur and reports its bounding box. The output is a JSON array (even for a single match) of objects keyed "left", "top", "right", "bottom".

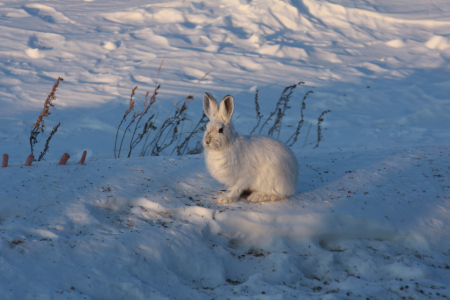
[{"left": 202, "top": 92, "right": 299, "bottom": 204}]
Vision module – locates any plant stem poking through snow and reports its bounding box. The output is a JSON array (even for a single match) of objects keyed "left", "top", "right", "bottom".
[
  {"left": 116, "top": 80, "right": 330, "bottom": 157},
  {"left": 267, "top": 82, "right": 302, "bottom": 139},
  {"left": 29, "top": 77, "right": 63, "bottom": 161},
  {"left": 79, "top": 150, "right": 87, "bottom": 165},
  {"left": 174, "top": 112, "right": 208, "bottom": 156},
  {"left": 142, "top": 94, "right": 191, "bottom": 156},
  {"left": 114, "top": 85, "right": 160, "bottom": 159},
  {"left": 127, "top": 86, "right": 160, "bottom": 158},
  {"left": 114, "top": 86, "right": 137, "bottom": 159},
  {"left": 252, "top": 82, "right": 329, "bottom": 148},
  {"left": 142, "top": 70, "right": 212, "bottom": 157},
  {"left": 58, "top": 153, "right": 70, "bottom": 165},
  {"left": 2, "top": 154, "right": 8, "bottom": 168},
  {"left": 115, "top": 67, "right": 213, "bottom": 158},
  {"left": 25, "top": 154, "right": 34, "bottom": 166}
]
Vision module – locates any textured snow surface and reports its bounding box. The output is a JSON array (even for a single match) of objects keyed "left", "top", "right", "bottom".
[
  {"left": 1, "top": 146, "right": 449, "bottom": 299},
  {"left": 1, "top": 0, "right": 450, "bottom": 299}
]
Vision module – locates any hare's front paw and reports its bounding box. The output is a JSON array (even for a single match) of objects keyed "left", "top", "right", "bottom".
[
  {"left": 247, "top": 192, "right": 283, "bottom": 203},
  {"left": 215, "top": 196, "right": 238, "bottom": 204}
]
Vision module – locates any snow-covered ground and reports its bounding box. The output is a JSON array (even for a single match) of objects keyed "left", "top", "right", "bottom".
[{"left": 0, "top": 0, "right": 449, "bottom": 299}]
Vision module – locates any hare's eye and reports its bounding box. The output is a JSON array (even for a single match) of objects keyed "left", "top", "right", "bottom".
[{"left": 218, "top": 127, "right": 224, "bottom": 134}]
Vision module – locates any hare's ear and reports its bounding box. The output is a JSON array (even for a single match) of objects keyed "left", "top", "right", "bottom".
[
  {"left": 203, "top": 92, "right": 219, "bottom": 119},
  {"left": 219, "top": 95, "right": 234, "bottom": 123}
]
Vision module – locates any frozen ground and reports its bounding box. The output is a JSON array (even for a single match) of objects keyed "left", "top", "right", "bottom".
[{"left": 0, "top": 0, "right": 449, "bottom": 299}]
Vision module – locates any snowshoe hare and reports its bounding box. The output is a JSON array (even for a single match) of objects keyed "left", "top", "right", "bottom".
[{"left": 202, "top": 92, "right": 299, "bottom": 204}]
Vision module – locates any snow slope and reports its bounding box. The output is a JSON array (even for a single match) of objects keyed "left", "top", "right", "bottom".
[
  {"left": 1, "top": 0, "right": 450, "bottom": 299},
  {"left": 1, "top": 145, "right": 449, "bottom": 299},
  {"left": 1, "top": 0, "right": 449, "bottom": 160}
]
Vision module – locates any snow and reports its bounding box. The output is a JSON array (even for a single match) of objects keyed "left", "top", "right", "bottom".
[{"left": 0, "top": 0, "right": 449, "bottom": 299}]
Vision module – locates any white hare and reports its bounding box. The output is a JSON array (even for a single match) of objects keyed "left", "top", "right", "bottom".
[{"left": 202, "top": 92, "right": 299, "bottom": 204}]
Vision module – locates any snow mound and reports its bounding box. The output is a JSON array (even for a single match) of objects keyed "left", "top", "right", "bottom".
[
  {"left": 425, "top": 35, "right": 450, "bottom": 50},
  {"left": 23, "top": 4, "right": 74, "bottom": 24}
]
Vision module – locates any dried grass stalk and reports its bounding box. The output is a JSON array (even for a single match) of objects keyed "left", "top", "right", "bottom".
[
  {"left": 38, "top": 122, "right": 60, "bottom": 161},
  {"left": 29, "top": 77, "right": 63, "bottom": 159},
  {"left": 314, "top": 110, "right": 331, "bottom": 148}
]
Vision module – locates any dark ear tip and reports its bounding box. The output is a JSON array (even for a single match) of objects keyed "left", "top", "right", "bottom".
[
  {"left": 222, "top": 95, "right": 234, "bottom": 103},
  {"left": 204, "top": 92, "right": 214, "bottom": 99}
]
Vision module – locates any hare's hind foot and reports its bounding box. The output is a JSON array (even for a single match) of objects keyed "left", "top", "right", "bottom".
[{"left": 247, "top": 192, "right": 284, "bottom": 203}]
